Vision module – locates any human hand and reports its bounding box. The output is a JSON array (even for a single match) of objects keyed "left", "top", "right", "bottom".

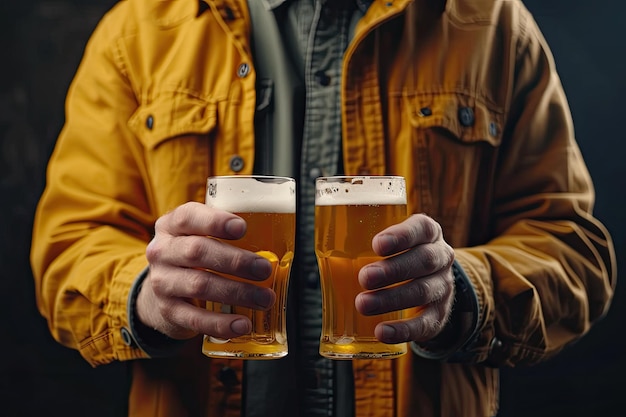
[
  {"left": 355, "top": 213, "right": 455, "bottom": 344},
  {"left": 136, "top": 202, "right": 275, "bottom": 341}
]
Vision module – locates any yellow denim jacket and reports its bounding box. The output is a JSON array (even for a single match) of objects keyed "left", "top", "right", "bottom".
[{"left": 30, "top": 0, "right": 616, "bottom": 416}]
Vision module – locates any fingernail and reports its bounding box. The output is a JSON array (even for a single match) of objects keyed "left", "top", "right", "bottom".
[
  {"left": 254, "top": 289, "right": 273, "bottom": 309},
  {"left": 230, "top": 318, "right": 250, "bottom": 335},
  {"left": 377, "top": 234, "right": 398, "bottom": 254},
  {"left": 358, "top": 294, "right": 380, "bottom": 315},
  {"left": 364, "top": 266, "right": 386, "bottom": 288},
  {"left": 252, "top": 258, "right": 272, "bottom": 280},
  {"left": 381, "top": 325, "right": 397, "bottom": 340},
  {"left": 225, "top": 218, "right": 246, "bottom": 238}
]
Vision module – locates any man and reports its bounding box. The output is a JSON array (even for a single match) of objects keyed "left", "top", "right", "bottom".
[{"left": 30, "top": 0, "right": 616, "bottom": 416}]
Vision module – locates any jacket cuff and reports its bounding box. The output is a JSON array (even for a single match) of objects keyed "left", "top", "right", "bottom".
[
  {"left": 411, "top": 259, "right": 481, "bottom": 361},
  {"left": 124, "top": 267, "right": 186, "bottom": 357}
]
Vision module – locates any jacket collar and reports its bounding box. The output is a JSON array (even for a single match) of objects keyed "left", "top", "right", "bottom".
[{"left": 260, "top": 0, "right": 380, "bottom": 13}]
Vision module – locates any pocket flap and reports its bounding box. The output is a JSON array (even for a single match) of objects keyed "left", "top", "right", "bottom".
[
  {"left": 407, "top": 92, "right": 503, "bottom": 146},
  {"left": 128, "top": 91, "right": 217, "bottom": 150}
]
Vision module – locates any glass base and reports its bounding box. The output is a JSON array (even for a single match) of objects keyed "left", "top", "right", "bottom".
[
  {"left": 202, "top": 349, "right": 288, "bottom": 359},
  {"left": 202, "top": 335, "right": 288, "bottom": 360},
  {"left": 319, "top": 340, "right": 407, "bottom": 360}
]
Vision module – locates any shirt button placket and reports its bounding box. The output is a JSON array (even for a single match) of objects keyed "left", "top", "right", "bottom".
[{"left": 309, "top": 167, "right": 322, "bottom": 183}]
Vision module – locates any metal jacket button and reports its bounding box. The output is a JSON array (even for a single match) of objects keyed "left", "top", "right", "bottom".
[
  {"left": 229, "top": 155, "right": 244, "bottom": 172},
  {"left": 223, "top": 6, "right": 235, "bottom": 20},
  {"left": 488, "top": 336, "right": 504, "bottom": 360},
  {"left": 237, "top": 63, "right": 250, "bottom": 78},
  {"left": 146, "top": 115, "right": 154, "bottom": 130},
  {"left": 418, "top": 107, "right": 432, "bottom": 117},
  {"left": 458, "top": 107, "right": 475, "bottom": 127},
  {"left": 489, "top": 121, "right": 498, "bottom": 137},
  {"left": 121, "top": 327, "right": 134, "bottom": 347}
]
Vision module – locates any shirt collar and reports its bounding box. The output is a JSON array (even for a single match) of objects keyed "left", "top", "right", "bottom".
[
  {"left": 258, "top": 0, "right": 288, "bottom": 11},
  {"left": 355, "top": 0, "right": 373, "bottom": 13}
]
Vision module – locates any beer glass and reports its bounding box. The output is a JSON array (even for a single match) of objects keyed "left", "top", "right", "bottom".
[
  {"left": 315, "top": 176, "right": 408, "bottom": 359},
  {"left": 202, "top": 175, "right": 296, "bottom": 359}
]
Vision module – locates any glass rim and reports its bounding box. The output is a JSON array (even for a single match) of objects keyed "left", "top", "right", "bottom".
[
  {"left": 207, "top": 175, "right": 295, "bottom": 183},
  {"left": 208, "top": 174, "right": 295, "bottom": 179},
  {"left": 315, "top": 175, "right": 405, "bottom": 181}
]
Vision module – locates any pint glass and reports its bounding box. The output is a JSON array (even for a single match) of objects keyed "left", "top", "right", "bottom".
[
  {"left": 315, "top": 176, "right": 408, "bottom": 359},
  {"left": 202, "top": 175, "right": 296, "bottom": 359}
]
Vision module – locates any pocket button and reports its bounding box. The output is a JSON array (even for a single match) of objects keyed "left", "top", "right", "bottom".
[
  {"left": 229, "top": 155, "right": 245, "bottom": 172},
  {"left": 458, "top": 107, "right": 475, "bottom": 127}
]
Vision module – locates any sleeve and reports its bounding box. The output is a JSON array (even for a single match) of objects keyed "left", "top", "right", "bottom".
[
  {"left": 30, "top": 5, "right": 155, "bottom": 367},
  {"left": 415, "top": 5, "right": 616, "bottom": 366}
]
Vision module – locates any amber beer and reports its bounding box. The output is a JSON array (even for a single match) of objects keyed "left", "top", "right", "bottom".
[
  {"left": 202, "top": 176, "right": 296, "bottom": 359},
  {"left": 315, "top": 176, "right": 408, "bottom": 359}
]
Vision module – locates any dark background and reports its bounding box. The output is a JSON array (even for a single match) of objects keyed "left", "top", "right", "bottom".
[{"left": 0, "top": 1, "right": 623, "bottom": 416}]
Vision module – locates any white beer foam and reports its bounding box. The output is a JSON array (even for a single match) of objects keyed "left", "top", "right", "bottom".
[
  {"left": 316, "top": 177, "right": 406, "bottom": 206},
  {"left": 206, "top": 176, "right": 296, "bottom": 213}
]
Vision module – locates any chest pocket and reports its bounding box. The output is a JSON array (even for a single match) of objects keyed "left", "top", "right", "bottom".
[
  {"left": 128, "top": 91, "right": 218, "bottom": 214},
  {"left": 409, "top": 92, "right": 503, "bottom": 145},
  {"left": 394, "top": 91, "right": 504, "bottom": 246}
]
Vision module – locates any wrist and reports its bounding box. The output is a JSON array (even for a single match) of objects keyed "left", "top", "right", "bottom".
[
  {"left": 124, "top": 267, "right": 186, "bottom": 357},
  {"left": 411, "top": 260, "right": 480, "bottom": 361}
]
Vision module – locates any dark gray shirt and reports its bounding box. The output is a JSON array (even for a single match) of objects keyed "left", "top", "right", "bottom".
[{"left": 247, "top": 0, "right": 368, "bottom": 415}]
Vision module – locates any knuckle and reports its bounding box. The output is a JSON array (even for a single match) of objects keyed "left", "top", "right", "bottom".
[
  {"left": 180, "top": 237, "right": 207, "bottom": 263},
  {"left": 186, "top": 311, "right": 205, "bottom": 333},
  {"left": 194, "top": 274, "right": 221, "bottom": 301},
  {"left": 143, "top": 267, "right": 172, "bottom": 298},
  {"left": 406, "top": 279, "right": 429, "bottom": 305},
  {"left": 227, "top": 250, "right": 247, "bottom": 271},
  {"left": 148, "top": 272, "right": 169, "bottom": 296},
  {"left": 405, "top": 220, "right": 420, "bottom": 244},
  {"left": 421, "top": 215, "right": 441, "bottom": 241},
  {"left": 420, "top": 245, "right": 440, "bottom": 272},
  {"left": 159, "top": 299, "right": 176, "bottom": 319},
  {"left": 169, "top": 205, "right": 194, "bottom": 230},
  {"left": 206, "top": 316, "right": 232, "bottom": 337},
  {"left": 207, "top": 276, "right": 246, "bottom": 306},
  {"left": 145, "top": 239, "right": 162, "bottom": 263},
  {"left": 211, "top": 282, "right": 232, "bottom": 303},
  {"left": 186, "top": 272, "right": 210, "bottom": 298},
  {"left": 442, "top": 242, "right": 455, "bottom": 265},
  {"left": 417, "top": 279, "right": 431, "bottom": 301},
  {"left": 154, "top": 215, "right": 167, "bottom": 233}
]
